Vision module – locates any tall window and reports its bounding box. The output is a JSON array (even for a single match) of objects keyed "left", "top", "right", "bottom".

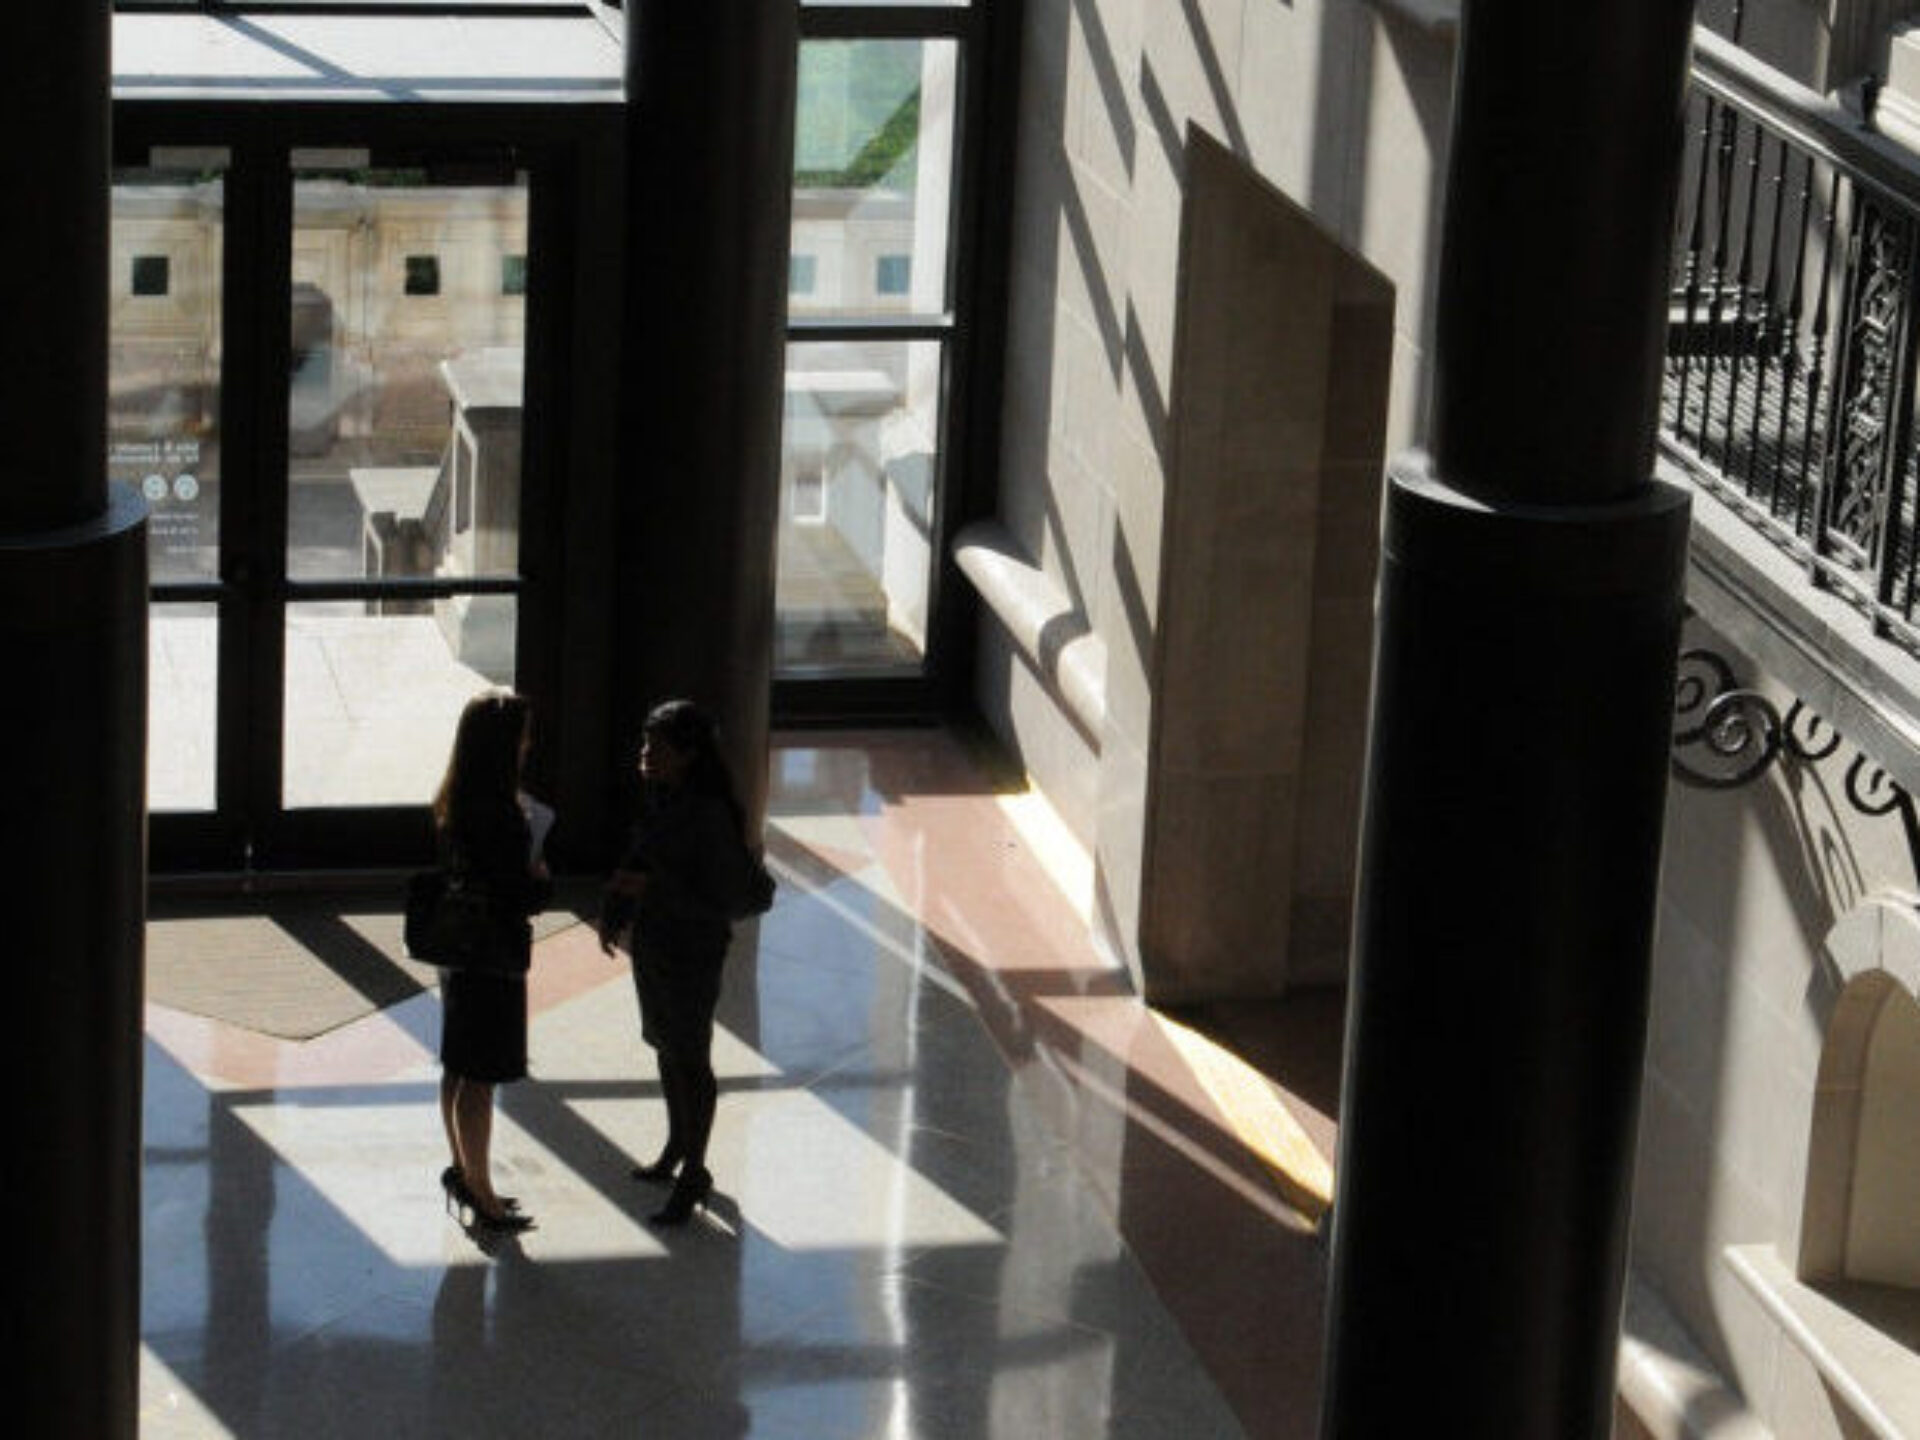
[{"left": 780, "top": 5, "right": 972, "bottom": 679}]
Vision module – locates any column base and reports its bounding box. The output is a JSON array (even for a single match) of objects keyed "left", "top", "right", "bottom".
[
  {"left": 1321, "top": 455, "right": 1690, "bottom": 1437},
  {"left": 0, "top": 482, "right": 148, "bottom": 1440}
]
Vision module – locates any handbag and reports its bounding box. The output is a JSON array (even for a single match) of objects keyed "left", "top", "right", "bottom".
[
  {"left": 404, "top": 868, "right": 514, "bottom": 973},
  {"left": 403, "top": 868, "right": 445, "bottom": 958},
  {"left": 737, "top": 854, "right": 776, "bottom": 919},
  {"left": 717, "top": 848, "right": 776, "bottom": 921}
]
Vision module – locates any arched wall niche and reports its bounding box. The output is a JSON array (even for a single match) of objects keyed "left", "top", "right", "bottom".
[{"left": 1801, "top": 893, "right": 1920, "bottom": 1287}]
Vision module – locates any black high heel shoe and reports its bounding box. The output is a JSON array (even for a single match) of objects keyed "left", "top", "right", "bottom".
[
  {"left": 441, "top": 1165, "right": 522, "bottom": 1220},
  {"left": 442, "top": 1165, "right": 521, "bottom": 1213},
  {"left": 649, "top": 1168, "right": 713, "bottom": 1227},
  {"left": 629, "top": 1148, "right": 684, "bottom": 1185},
  {"left": 468, "top": 1201, "right": 535, "bottom": 1235}
]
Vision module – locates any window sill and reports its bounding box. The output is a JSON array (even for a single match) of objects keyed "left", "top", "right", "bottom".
[
  {"left": 951, "top": 519, "right": 1106, "bottom": 745},
  {"left": 1618, "top": 1275, "right": 1771, "bottom": 1437},
  {"left": 1724, "top": 1244, "right": 1920, "bottom": 1440}
]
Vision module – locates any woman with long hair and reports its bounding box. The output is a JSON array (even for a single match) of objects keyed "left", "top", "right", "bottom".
[
  {"left": 434, "top": 690, "right": 550, "bottom": 1234},
  {"left": 598, "top": 699, "right": 762, "bottom": 1225}
]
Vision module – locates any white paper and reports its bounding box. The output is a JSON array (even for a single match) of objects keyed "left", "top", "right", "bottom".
[{"left": 520, "top": 792, "right": 556, "bottom": 861}]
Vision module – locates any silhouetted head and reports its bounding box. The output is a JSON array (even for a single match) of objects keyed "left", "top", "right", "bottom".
[
  {"left": 641, "top": 698, "right": 743, "bottom": 832},
  {"left": 435, "top": 691, "right": 531, "bottom": 832}
]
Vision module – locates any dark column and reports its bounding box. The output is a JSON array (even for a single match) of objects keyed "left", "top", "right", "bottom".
[
  {"left": 1320, "top": 5, "right": 1694, "bottom": 1437},
  {"left": 616, "top": 3, "right": 797, "bottom": 834},
  {"left": 0, "top": 7, "right": 148, "bottom": 1439}
]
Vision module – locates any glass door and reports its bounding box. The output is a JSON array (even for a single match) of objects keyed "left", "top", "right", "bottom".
[
  {"left": 278, "top": 158, "right": 529, "bottom": 817},
  {"left": 112, "top": 162, "right": 228, "bottom": 831},
  {"left": 119, "top": 147, "right": 535, "bottom": 872}
]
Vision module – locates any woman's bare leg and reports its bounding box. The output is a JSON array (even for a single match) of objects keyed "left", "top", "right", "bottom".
[
  {"left": 451, "top": 1080, "right": 505, "bottom": 1214},
  {"left": 681, "top": 1059, "right": 717, "bottom": 1176},
  {"left": 440, "top": 1072, "right": 462, "bottom": 1174}
]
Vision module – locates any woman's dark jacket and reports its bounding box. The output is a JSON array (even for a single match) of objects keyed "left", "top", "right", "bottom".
[
  {"left": 444, "top": 801, "right": 551, "bottom": 971},
  {"left": 602, "top": 787, "right": 754, "bottom": 958}
]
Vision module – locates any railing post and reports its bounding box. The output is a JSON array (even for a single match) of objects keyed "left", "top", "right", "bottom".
[
  {"left": 1661, "top": 26, "right": 1920, "bottom": 644},
  {"left": 1674, "top": 87, "right": 1718, "bottom": 448},
  {"left": 1742, "top": 134, "right": 1789, "bottom": 502},
  {"left": 1815, "top": 193, "right": 1920, "bottom": 617},
  {"left": 1864, "top": 203, "right": 1920, "bottom": 625}
]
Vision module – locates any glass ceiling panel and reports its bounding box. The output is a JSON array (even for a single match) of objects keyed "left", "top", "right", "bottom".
[
  {"left": 116, "top": 3, "right": 599, "bottom": 11},
  {"left": 113, "top": 7, "right": 623, "bottom": 103}
]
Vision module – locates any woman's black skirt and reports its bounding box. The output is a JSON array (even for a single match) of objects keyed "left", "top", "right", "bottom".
[
  {"left": 440, "top": 968, "right": 528, "bottom": 1083},
  {"left": 630, "top": 940, "right": 725, "bottom": 1063}
]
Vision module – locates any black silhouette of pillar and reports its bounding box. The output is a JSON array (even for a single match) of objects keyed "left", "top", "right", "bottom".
[
  {"left": 616, "top": 2, "right": 797, "bottom": 835},
  {"left": 1320, "top": 3, "right": 1695, "bottom": 1435},
  {"left": 0, "top": 7, "right": 148, "bottom": 1438}
]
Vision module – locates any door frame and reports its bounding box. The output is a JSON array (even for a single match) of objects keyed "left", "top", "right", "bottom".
[{"left": 119, "top": 99, "right": 624, "bottom": 875}]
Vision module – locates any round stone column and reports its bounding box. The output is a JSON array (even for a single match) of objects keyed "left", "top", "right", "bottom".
[
  {"left": 0, "top": 7, "right": 149, "bottom": 1437},
  {"left": 616, "top": 2, "right": 798, "bottom": 833},
  {"left": 1320, "top": 3, "right": 1696, "bottom": 1434}
]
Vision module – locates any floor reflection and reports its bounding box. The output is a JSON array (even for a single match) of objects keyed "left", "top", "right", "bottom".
[{"left": 141, "top": 731, "right": 1332, "bottom": 1438}]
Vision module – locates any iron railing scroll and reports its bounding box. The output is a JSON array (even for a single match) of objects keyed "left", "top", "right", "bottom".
[
  {"left": 1671, "top": 646, "right": 1920, "bottom": 886},
  {"left": 1670, "top": 647, "right": 1839, "bottom": 787}
]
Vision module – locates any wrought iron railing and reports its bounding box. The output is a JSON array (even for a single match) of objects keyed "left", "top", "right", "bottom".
[{"left": 1663, "top": 28, "right": 1920, "bottom": 655}]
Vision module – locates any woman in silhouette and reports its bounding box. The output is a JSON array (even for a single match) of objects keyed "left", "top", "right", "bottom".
[
  {"left": 435, "top": 690, "right": 550, "bottom": 1234},
  {"left": 599, "top": 699, "right": 763, "bottom": 1225}
]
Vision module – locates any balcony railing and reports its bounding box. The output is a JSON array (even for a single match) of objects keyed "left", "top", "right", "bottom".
[{"left": 1663, "top": 29, "right": 1920, "bottom": 656}]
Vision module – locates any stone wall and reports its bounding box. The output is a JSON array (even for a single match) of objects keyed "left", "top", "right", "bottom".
[
  {"left": 980, "top": 0, "right": 1455, "bottom": 994},
  {"left": 1636, "top": 610, "right": 1920, "bottom": 1435}
]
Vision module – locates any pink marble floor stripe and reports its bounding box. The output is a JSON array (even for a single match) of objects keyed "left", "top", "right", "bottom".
[{"left": 808, "top": 731, "right": 1335, "bottom": 1440}]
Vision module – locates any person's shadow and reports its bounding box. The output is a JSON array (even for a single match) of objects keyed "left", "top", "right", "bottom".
[{"left": 427, "top": 1207, "right": 750, "bottom": 1438}]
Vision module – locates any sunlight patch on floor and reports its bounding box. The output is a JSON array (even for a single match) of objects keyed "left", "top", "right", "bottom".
[
  {"left": 140, "top": 1347, "right": 236, "bottom": 1440},
  {"left": 571, "top": 1089, "right": 1005, "bottom": 1254},
  {"left": 233, "top": 1099, "right": 667, "bottom": 1267},
  {"left": 996, "top": 785, "right": 1094, "bottom": 922},
  {"left": 1152, "top": 1011, "right": 1335, "bottom": 1222}
]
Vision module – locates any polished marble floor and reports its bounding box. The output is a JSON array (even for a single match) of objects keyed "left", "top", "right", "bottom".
[{"left": 140, "top": 731, "right": 1338, "bottom": 1439}]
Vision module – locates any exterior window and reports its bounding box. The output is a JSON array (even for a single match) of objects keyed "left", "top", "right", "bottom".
[
  {"left": 778, "top": 337, "right": 944, "bottom": 674},
  {"left": 790, "top": 464, "right": 827, "bottom": 523},
  {"left": 792, "top": 36, "right": 953, "bottom": 321},
  {"left": 501, "top": 253, "right": 528, "bottom": 296},
  {"left": 404, "top": 254, "right": 441, "bottom": 296},
  {"left": 783, "top": 29, "right": 964, "bottom": 680},
  {"left": 132, "top": 254, "right": 171, "bottom": 297}
]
